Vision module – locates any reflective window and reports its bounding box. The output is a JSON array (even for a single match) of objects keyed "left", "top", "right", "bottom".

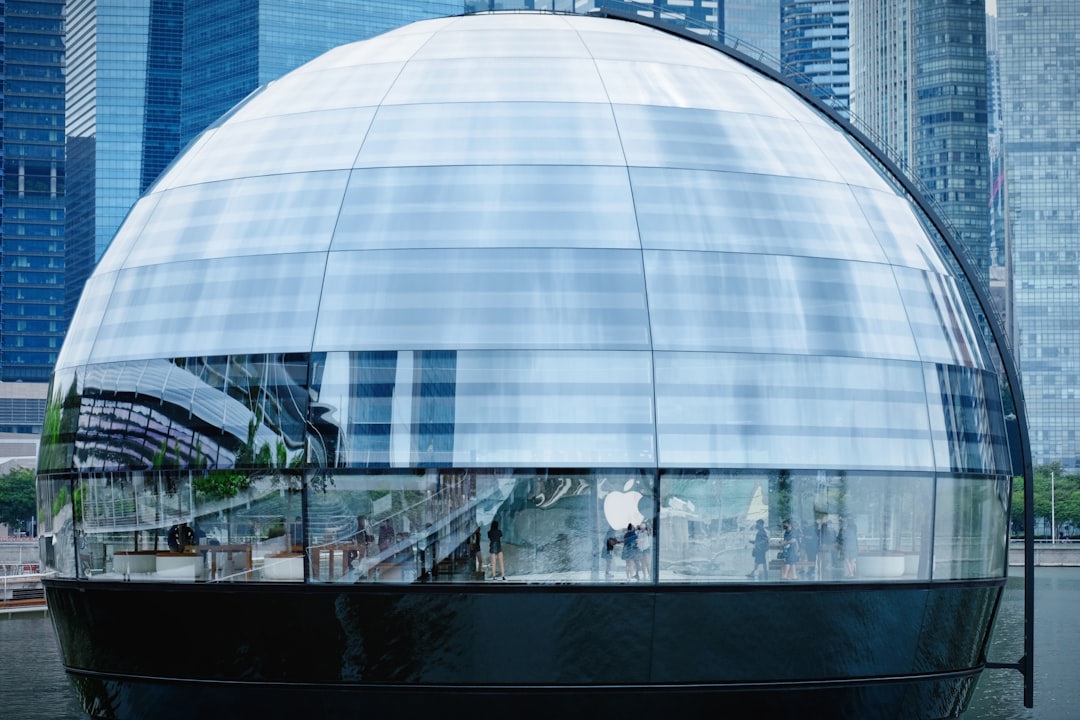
[
  {"left": 615, "top": 105, "right": 845, "bottom": 182},
  {"left": 123, "top": 172, "right": 349, "bottom": 266},
  {"left": 933, "top": 476, "right": 1010, "bottom": 579},
  {"left": 632, "top": 168, "right": 889, "bottom": 263},
  {"left": 313, "top": 249, "right": 651, "bottom": 351},
  {"left": 165, "top": 108, "right": 376, "bottom": 186},
  {"left": 354, "top": 102, "right": 626, "bottom": 168},
  {"left": 383, "top": 58, "right": 610, "bottom": 105},
  {"left": 305, "top": 469, "right": 653, "bottom": 584},
  {"left": 89, "top": 254, "right": 327, "bottom": 363},
  {"left": 654, "top": 353, "right": 936, "bottom": 470},
  {"left": 645, "top": 252, "right": 920, "bottom": 360},
  {"left": 334, "top": 166, "right": 639, "bottom": 250},
  {"left": 309, "top": 350, "right": 656, "bottom": 468}
]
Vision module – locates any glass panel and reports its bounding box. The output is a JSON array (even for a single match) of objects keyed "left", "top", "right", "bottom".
[
  {"left": 36, "top": 475, "right": 76, "bottom": 577},
  {"left": 333, "top": 166, "right": 638, "bottom": 250},
  {"left": 122, "top": 172, "right": 349, "bottom": 266},
  {"left": 851, "top": 187, "right": 951, "bottom": 274},
  {"left": 353, "top": 103, "right": 626, "bottom": 168},
  {"left": 411, "top": 27, "right": 588, "bottom": 60},
  {"left": 307, "top": 468, "right": 652, "bottom": 584},
  {"left": 88, "top": 254, "right": 326, "bottom": 363},
  {"left": 382, "top": 58, "right": 609, "bottom": 105},
  {"left": 933, "top": 475, "right": 1010, "bottom": 579},
  {"left": 228, "top": 63, "right": 406, "bottom": 121},
  {"left": 925, "top": 365, "right": 1011, "bottom": 475},
  {"left": 38, "top": 368, "right": 81, "bottom": 473},
  {"left": 307, "top": 350, "right": 656, "bottom": 469},
  {"left": 54, "top": 271, "right": 117, "bottom": 370},
  {"left": 894, "top": 267, "right": 988, "bottom": 369},
  {"left": 94, "top": 194, "right": 163, "bottom": 274},
  {"left": 70, "top": 356, "right": 309, "bottom": 473},
  {"left": 600, "top": 61, "right": 792, "bottom": 116},
  {"left": 654, "top": 353, "right": 936, "bottom": 471},
  {"left": 645, "top": 252, "right": 921, "bottom": 360},
  {"left": 614, "top": 105, "right": 846, "bottom": 182},
  {"left": 313, "top": 249, "right": 651, "bottom": 351},
  {"left": 657, "top": 470, "right": 934, "bottom": 583},
  {"left": 800, "top": 122, "right": 896, "bottom": 192},
  {"left": 164, "top": 108, "right": 376, "bottom": 186},
  {"left": 632, "top": 168, "right": 889, "bottom": 263}
]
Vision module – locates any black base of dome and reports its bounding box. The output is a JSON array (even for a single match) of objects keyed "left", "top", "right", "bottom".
[{"left": 46, "top": 578, "right": 1002, "bottom": 720}]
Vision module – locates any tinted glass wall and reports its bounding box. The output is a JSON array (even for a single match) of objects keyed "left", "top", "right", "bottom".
[{"left": 38, "top": 14, "right": 1014, "bottom": 588}]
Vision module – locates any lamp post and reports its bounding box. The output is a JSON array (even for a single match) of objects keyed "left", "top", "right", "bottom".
[{"left": 1051, "top": 470, "right": 1056, "bottom": 544}]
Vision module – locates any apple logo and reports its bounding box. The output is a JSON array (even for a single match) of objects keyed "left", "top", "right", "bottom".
[{"left": 603, "top": 479, "right": 645, "bottom": 530}]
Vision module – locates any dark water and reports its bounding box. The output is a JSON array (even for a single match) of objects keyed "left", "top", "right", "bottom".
[{"left": 0, "top": 569, "right": 1074, "bottom": 719}]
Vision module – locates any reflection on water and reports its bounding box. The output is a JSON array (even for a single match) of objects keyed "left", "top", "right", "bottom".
[
  {"left": 0, "top": 612, "right": 88, "bottom": 720},
  {"left": 2, "top": 569, "right": 1077, "bottom": 719},
  {"left": 964, "top": 566, "right": 1080, "bottom": 719}
]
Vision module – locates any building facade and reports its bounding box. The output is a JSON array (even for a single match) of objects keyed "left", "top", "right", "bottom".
[
  {"left": 39, "top": 12, "right": 1023, "bottom": 720},
  {"left": 997, "top": 0, "right": 1080, "bottom": 468},
  {"left": 2, "top": 0, "right": 66, "bottom": 382},
  {"left": 781, "top": 0, "right": 850, "bottom": 116}
]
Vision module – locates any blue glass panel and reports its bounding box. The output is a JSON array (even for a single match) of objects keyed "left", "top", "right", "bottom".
[
  {"left": 309, "top": 350, "right": 655, "bottom": 468},
  {"left": 334, "top": 166, "right": 638, "bottom": 250},
  {"left": 314, "top": 249, "right": 651, "bottom": 351},
  {"left": 88, "top": 254, "right": 327, "bottom": 363},
  {"left": 159, "top": 108, "right": 376, "bottom": 187},
  {"left": 632, "top": 167, "right": 889, "bottom": 262},
  {"left": 645, "top": 251, "right": 920, "bottom": 359},
  {"left": 925, "top": 365, "right": 1010, "bottom": 475},
  {"left": 933, "top": 475, "right": 1010, "bottom": 579},
  {"left": 654, "top": 352, "right": 936, "bottom": 471},
  {"left": 383, "top": 58, "right": 609, "bottom": 105},
  {"left": 894, "top": 267, "right": 988, "bottom": 368},
  {"left": 124, "top": 172, "right": 349, "bottom": 266},
  {"left": 601, "top": 61, "right": 793, "bottom": 116},
  {"left": 228, "top": 64, "right": 406, "bottom": 121},
  {"left": 55, "top": 272, "right": 118, "bottom": 370},
  {"left": 615, "top": 104, "right": 845, "bottom": 182},
  {"left": 852, "top": 187, "right": 951, "bottom": 274},
  {"left": 354, "top": 102, "right": 626, "bottom": 168}
]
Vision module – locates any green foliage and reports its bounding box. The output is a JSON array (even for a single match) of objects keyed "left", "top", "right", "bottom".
[
  {"left": 0, "top": 467, "right": 36, "bottom": 530},
  {"left": 1011, "top": 462, "right": 1080, "bottom": 534},
  {"left": 193, "top": 470, "right": 254, "bottom": 500}
]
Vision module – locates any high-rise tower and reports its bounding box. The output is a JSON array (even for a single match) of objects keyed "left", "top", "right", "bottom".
[
  {"left": 997, "top": 0, "right": 1080, "bottom": 468},
  {"left": 2, "top": 0, "right": 66, "bottom": 381}
]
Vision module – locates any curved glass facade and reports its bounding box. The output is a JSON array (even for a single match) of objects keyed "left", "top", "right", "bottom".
[{"left": 38, "top": 12, "right": 1013, "bottom": 588}]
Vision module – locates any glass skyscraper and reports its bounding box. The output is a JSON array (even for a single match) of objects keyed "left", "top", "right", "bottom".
[
  {"left": 2, "top": 0, "right": 66, "bottom": 381},
  {"left": 998, "top": 0, "right": 1080, "bottom": 468},
  {"left": 780, "top": 0, "right": 850, "bottom": 116},
  {"left": 63, "top": 0, "right": 465, "bottom": 333}
]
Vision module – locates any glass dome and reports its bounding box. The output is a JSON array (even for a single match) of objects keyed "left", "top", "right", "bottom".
[{"left": 41, "top": 11, "right": 1011, "bottom": 588}]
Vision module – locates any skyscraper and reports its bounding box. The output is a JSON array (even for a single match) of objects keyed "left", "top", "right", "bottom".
[
  {"left": 781, "top": 0, "right": 850, "bottom": 116},
  {"left": 2, "top": 0, "right": 66, "bottom": 381},
  {"left": 849, "top": 0, "right": 990, "bottom": 290},
  {"left": 64, "top": 0, "right": 466, "bottom": 327},
  {"left": 997, "top": 0, "right": 1080, "bottom": 468}
]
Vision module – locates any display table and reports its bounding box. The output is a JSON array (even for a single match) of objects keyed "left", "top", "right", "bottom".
[
  {"left": 192, "top": 544, "right": 252, "bottom": 580},
  {"left": 155, "top": 552, "right": 199, "bottom": 580},
  {"left": 263, "top": 553, "right": 304, "bottom": 580},
  {"left": 114, "top": 551, "right": 157, "bottom": 575}
]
